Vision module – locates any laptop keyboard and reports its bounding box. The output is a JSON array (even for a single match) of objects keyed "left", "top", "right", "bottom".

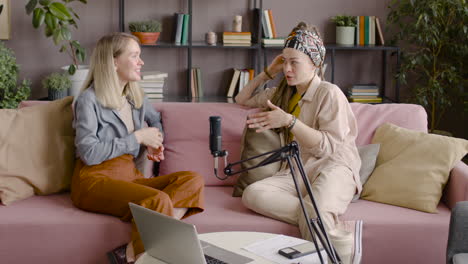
[{"left": 204, "top": 254, "right": 228, "bottom": 264}]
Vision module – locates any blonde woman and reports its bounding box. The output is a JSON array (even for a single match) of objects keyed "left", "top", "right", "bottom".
[
  {"left": 71, "top": 32, "right": 205, "bottom": 264},
  {"left": 235, "top": 22, "right": 361, "bottom": 264}
]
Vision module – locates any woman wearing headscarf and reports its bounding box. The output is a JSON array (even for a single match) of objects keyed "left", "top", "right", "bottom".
[{"left": 235, "top": 22, "right": 361, "bottom": 264}]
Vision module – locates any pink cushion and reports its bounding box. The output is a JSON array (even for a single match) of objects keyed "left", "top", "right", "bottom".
[
  {"left": 350, "top": 103, "right": 428, "bottom": 146},
  {"left": 342, "top": 199, "right": 450, "bottom": 264},
  {"left": 0, "top": 194, "right": 131, "bottom": 264},
  {"left": 155, "top": 103, "right": 258, "bottom": 186}
]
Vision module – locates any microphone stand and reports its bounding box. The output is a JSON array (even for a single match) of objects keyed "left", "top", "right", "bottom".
[{"left": 214, "top": 141, "right": 341, "bottom": 264}]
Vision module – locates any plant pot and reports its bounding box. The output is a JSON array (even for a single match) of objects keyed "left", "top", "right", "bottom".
[
  {"left": 132, "top": 32, "right": 160, "bottom": 45},
  {"left": 61, "top": 65, "right": 89, "bottom": 98},
  {"left": 48, "top": 88, "right": 68, "bottom": 101},
  {"left": 336, "top": 26, "right": 355, "bottom": 45}
]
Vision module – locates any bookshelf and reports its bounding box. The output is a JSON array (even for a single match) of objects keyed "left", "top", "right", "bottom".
[
  {"left": 263, "top": 45, "right": 401, "bottom": 103},
  {"left": 118, "top": 0, "right": 264, "bottom": 102},
  {"left": 119, "top": 0, "right": 400, "bottom": 103}
]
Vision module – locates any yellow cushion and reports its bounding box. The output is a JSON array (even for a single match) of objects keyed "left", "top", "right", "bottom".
[
  {"left": 361, "top": 123, "right": 468, "bottom": 213},
  {"left": 0, "top": 97, "right": 75, "bottom": 205}
]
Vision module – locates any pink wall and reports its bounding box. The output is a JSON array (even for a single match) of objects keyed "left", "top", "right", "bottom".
[{"left": 6, "top": 0, "right": 395, "bottom": 100}]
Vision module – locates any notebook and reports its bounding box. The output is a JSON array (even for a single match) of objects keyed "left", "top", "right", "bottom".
[{"left": 129, "top": 203, "right": 253, "bottom": 264}]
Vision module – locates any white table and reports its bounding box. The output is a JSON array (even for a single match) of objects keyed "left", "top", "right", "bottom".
[{"left": 135, "top": 231, "right": 319, "bottom": 264}]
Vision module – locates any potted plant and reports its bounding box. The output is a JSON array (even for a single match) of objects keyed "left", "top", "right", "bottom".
[
  {"left": 43, "top": 72, "right": 71, "bottom": 100},
  {"left": 129, "top": 20, "right": 162, "bottom": 45},
  {"left": 0, "top": 42, "right": 31, "bottom": 109},
  {"left": 331, "top": 15, "right": 357, "bottom": 45},
  {"left": 25, "top": 0, "right": 88, "bottom": 97},
  {"left": 387, "top": 0, "right": 466, "bottom": 133}
]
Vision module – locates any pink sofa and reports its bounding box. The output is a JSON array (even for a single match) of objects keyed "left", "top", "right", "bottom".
[{"left": 1, "top": 101, "right": 467, "bottom": 264}]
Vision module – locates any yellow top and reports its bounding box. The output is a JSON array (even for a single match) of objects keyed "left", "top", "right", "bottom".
[{"left": 287, "top": 91, "right": 302, "bottom": 139}]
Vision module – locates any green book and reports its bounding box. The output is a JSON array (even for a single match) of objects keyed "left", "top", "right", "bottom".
[
  {"left": 364, "top": 16, "right": 369, "bottom": 45},
  {"left": 181, "top": 13, "right": 190, "bottom": 44}
]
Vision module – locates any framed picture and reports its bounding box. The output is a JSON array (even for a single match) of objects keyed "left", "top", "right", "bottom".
[{"left": 0, "top": 0, "right": 10, "bottom": 40}]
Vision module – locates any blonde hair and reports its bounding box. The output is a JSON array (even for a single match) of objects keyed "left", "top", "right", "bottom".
[{"left": 81, "top": 32, "right": 144, "bottom": 109}]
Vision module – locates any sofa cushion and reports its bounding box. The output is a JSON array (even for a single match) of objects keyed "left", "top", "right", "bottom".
[
  {"left": 361, "top": 123, "right": 468, "bottom": 213},
  {"left": 0, "top": 194, "right": 131, "bottom": 264},
  {"left": 0, "top": 97, "right": 75, "bottom": 205},
  {"left": 155, "top": 103, "right": 258, "bottom": 186},
  {"left": 232, "top": 126, "right": 282, "bottom": 197},
  {"left": 350, "top": 103, "right": 428, "bottom": 146},
  {"left": 342, "top": 199, "right": 450, "bottom": 264},
  {"left": 353, "top": 144, "right": 380, "bottom": 201}
]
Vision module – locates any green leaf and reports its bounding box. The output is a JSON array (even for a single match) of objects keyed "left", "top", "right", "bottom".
[
  {"left": 44, "top": 11, "right": 57, "bottom": 30},
  {"left": 49, "top": 2, "right": 72, "bottom": 21},
  {"left": 39, "top": 0, "right": 51, "bottom": 6},
  {"left": 52, "top": 28, "right": 62, "bottom": 45},
  {"left": 32, "top": 8, "right": 45, "bottom": 28},
  {"left": 68, "top": 64, "right": 76, "bottom": 75},
  {"left": 25, "top": 0, "right": 38, "bottom": 15},
  {"left": 76, "top": 49, "right": 85, "bottom": 63},
  {"left": 59, "top": 45, "right": 66, "bottom": 52},
  {"left": 60, "top": 26, "right": 71, "bottom": 40},
  {"left": 44, "top": 25, "right": 53, "bottom": 37}
]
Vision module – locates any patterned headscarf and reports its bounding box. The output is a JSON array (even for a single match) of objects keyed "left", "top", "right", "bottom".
[{"left": 284, "top": 29, "right": 326, "bottom": 68}]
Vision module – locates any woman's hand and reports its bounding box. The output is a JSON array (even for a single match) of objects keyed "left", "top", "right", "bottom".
[
  {"left": 134, "top": 127, "right": 163, "bottom": 149},
  {"left": 147, "top": 146, "right": 165, "bottom": 162},
  {"left": 266, "top": 54, "right": 284, "bottom": 78},
  {"left": 246, "top": 100, "right": 293, "bottom": 133}
]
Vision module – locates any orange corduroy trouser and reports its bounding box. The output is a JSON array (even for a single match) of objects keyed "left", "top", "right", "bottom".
[{"left": 70, "top": 154, "right": 205, "bottom": 255}]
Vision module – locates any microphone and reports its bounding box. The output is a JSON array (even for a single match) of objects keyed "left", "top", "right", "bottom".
[
  {"left": 209, "top": 116, "right": 222, "bottom": 157},
  {"left": 209, "top": 116, "right": 228, "bottom": 179}
]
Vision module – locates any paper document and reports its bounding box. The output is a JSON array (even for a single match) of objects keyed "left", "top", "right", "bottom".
[{"left": 242, "top": 235, "right": 327, "bottom": 264}]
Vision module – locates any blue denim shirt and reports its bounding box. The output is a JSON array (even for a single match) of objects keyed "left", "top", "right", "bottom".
[{"left": 73, "top": 87, "right": 163, "bottom": 166}]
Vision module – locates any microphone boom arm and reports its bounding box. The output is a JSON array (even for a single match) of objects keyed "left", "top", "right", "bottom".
[{"left": 216, "top": 141, "right": 341, "bottom": 264}]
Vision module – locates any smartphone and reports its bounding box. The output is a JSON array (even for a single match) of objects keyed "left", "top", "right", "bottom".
[{"left": 278, "top": 242, "right": 319, "bottom": 259}]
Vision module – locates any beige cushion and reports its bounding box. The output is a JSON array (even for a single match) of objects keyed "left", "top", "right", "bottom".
[
  {"left": 361, "top": 123, "right": 468, "bottom": 213},
  {"left": 352, "top": 143, "right": 380, "bottom": 201},
  {"left": 0, "top": 97, "right": 75, "bottom": 205},
  {"left": 232, "top": 127, "right": 282, "bottom": 197}
]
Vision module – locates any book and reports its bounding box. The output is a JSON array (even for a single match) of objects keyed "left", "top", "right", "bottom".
[
  {"left": 349, "top": 97, "right": 383, "bottom": 103},
  {"left": 223, "top": 39, "right": 251, "bottom": 44},
  {"left": 174, "top": 13, "right": 184, "bottom": 44},
  {"left": 222, "top": 32, "right": 252, "bottom": 36},
  {"left": 375, "top": 17, "right": 385, "bottom": 45},
  {"left": 261, "top": 9, "right": 270, "bottom": 38},
  {"left": 181, "top": 13, "right": 190, "bottom": 44},
  {"left": 223, "top": 35, "right": 252, "bottom": 40},
  {"left": 359, "top": 16, "right": 365, "bottom": 45},
  {"left": 263, "top": 10, "right": 273, "bottom": 39},
  {"left": 141, "top": 71, "right": 168, "bottom": 80},
  {"left": 262, "top": 38, "right": 285, "bottom": 45},
  {"left": 370, "top": 16, "right": 375, "bottom": 45},
  {"left": 146, "top": 93, "right": 164, "bottom": 99},
  {"left": 139, "top": 81, "right": 165, "bottom": 88},
  {"left": 227, "top": 69, "right": 241, "bottom": 97},
  {"left": 248, "top": 69, "right": 255, "bottom": 81},
  {"left": 222, "top": 43, "right": 252, "bottom": 46},
  {"left": 267, "top": 10, "right": 277, "bottom": 38},
  {"left": 195, "top": 67, "right": 203, "bottom": 98},
  {"left": 191, "top": 68, "right": 197, "bottom": 97},
  {"left": 143, "top": 87, "right": 164, "bottom": 93}
]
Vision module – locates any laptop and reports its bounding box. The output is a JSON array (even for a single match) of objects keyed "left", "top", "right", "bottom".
[{"left": 129, "top": 203, "right": 253, "bottom": 264}]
